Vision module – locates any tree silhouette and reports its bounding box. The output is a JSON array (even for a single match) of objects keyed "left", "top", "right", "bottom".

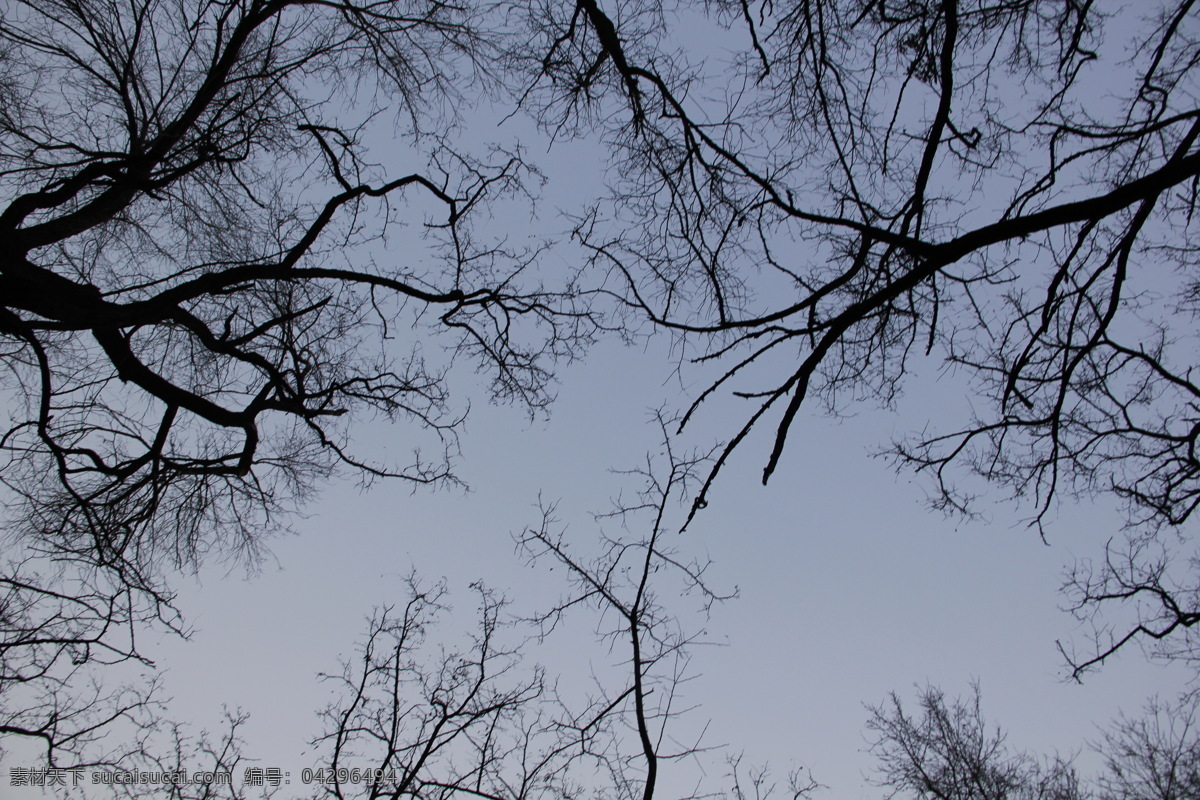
[
  {"left": 75, "top": 436, "right": 816, "bottom": 800},
  {"left": 292, "top": 430, "right": 823, "bottom": 800},
  {"left": 525, "top": 0, "right": 1200, "bottom": 673},
  {"left": 866, "top": 685, "right": 1199, "bottom": 800},
  {"left": 0, "top": 0, "right": 595, "bottom": 765},
  {"left": 0, "top": 0, "right": 596, "bottom": 575}
]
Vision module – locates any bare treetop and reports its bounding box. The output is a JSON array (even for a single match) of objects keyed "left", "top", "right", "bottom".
[
  {"left": 0, "top": 0, "right": 597, "bottom": 766},
  {"left": 0, "top": 0, "right": 597, "bottom": 578}
]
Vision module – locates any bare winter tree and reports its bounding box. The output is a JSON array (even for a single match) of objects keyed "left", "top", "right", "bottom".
[
  {"left": 1095, "top": 695, "right": 1200, "bottom": 800},
  {"left": 102, "top": 710, "right": 276, "bottom": 800},
  {"left": 10, "top": 0, "right": 1199, "bottom": 779},
  {"left": 0, "top": 0, "right": 597, "bottom": 584},
  {"left": 305, "top": 576, "right": 551, "bottom": 800},
  {"left": 514, "top": 0, "right": 1200, "bottom": 674},
  {"left": 0, "top": 0, "right": 596, "bottom": 764},
  {"left": 866, "top": 685, "right": 1199, "bottom": 800},
  {"left": 867, "top": 684, "right": 1083, "bottom": 800},
  {"left": 291, "top": 431, "right": 814, "bottom": 800},
  {"left": 295, "top": 427, "right": 720, "bottom": 800},
  {"left": 514, "top": 423, "right": 732, "bottom": 800}
]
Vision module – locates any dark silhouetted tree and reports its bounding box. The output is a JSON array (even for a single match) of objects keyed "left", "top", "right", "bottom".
[
  {"left": 867, "top": 685, "right": 1199, "bottom": 800},
  {"left": 0, "top": 0, "right": 595, "bottom": 764},
  {"left": 867, "top": 684, "right": 1083, "bottom": 800},
  {"left": 1096, "top": 696, "right": 1200, "bottom": 800},
  {"left": 296, "top": 430, "right": 819, "bottom": 800},
  {"left": 83, "top": 435, "right": 815, "bottom": 800},
  {"left": 0, "top": 0, "right": 594, "bottom": 584},
  {"left": 518, "top": 0, "right": 1200, "bottom": 674}
]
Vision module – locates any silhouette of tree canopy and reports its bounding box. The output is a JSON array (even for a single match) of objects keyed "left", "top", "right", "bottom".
[
  {"left": 867, "top": 685, "right": 1199, "bottom": 800},
  {"left": 0, "top": 0, "right": 599, "bottom": 577},
  {"left": 528, "top": 0, "right": 1200, "bottom": 674},
  {"left": 0, "top": 0, "right": 595, "bottom": 766}
]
